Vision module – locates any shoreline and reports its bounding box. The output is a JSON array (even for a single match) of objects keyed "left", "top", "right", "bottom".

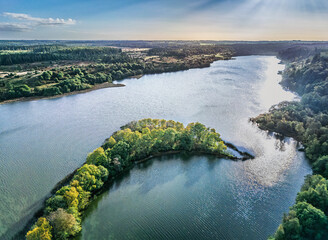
[
  {"left": 0, "top": 57, "right": 231, "bottom": 106},
  {"left": 0, "top": 82, "right": 125, "bottom": 105},
  {"left": 16, "top": 148, "right": 254, "bottom": 239},
  {"left": 135, "top": 148, "right": 253, "bottom": 164}
]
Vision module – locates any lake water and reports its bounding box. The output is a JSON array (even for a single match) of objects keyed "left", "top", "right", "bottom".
[{"left": 0, "top": 56, "right": 312, "bottom": 240}]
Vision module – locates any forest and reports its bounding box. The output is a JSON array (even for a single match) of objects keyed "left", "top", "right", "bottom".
[
  {"left": 25, "top": 118, "right": 249, "bottom": 240},
  {"left": 252, "top": 50, "right": 328, "bottom": 240}
]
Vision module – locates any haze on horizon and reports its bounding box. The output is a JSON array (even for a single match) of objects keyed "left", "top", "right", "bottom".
[{"left": 0, "top": 0, "right": 328, "bottom": 41}]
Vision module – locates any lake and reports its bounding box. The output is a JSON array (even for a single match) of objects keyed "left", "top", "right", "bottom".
[{"left": 0, "top": 56, "right": 312, "bottom": 239}]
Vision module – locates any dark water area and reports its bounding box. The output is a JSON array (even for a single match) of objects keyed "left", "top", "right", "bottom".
[{"left": 0, "top": 56, "right": 311, "bottom": 239}]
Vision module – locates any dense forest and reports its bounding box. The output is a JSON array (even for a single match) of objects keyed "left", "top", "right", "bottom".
[
  {"left": 252, "top": 50, "right": 328, "bottom": 240},
  {"left": 0, "top": 46, "right": 125, "bottom": 65},
  {"left": 26, "top": 119, "right": 253, "bottom": 240}
]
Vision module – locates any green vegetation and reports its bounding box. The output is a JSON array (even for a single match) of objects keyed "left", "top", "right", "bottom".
[
  {"left": 26, "top": 118, "right": 251, "bottom": 240},
  {"left": 269, "top": 175, "right": 328, "bottom": 240},
  {"left": 252, "top": 49, "right": 328, "bottom": 239},
  {"left": 26, "top": 217, "right": 52, "bottom": 240},
  {"left": 0, "top": 46, "right": 146, "bottom": 101},
  {"left": 0, "top": 46, "right": 124, "bottom": 65},
  {"left": 253, "top": 51, "right": 328, "bottom": 169},
  {"left": 2, "top": 40, "right": 326, "bottom": 104},
  {"left": 0, "top": 43, "right": 234, "bottom": 103},
  {"left": 7, "top": 40, "right": 328, "bottom": 239}
]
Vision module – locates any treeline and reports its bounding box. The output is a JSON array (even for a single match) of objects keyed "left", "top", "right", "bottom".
[
  {"left": 271, "top": 174, "right": 328, "bottom": 240},
  {"left": 0, "top": 50, "right": 228, "bottom": 102},
  {"left": 252, "top": 50, "right": 328, "bottom": 239},
  {"left": 0, "top": 61, "right": 146, "bottom": 100},
  {"left": 277, "top": 46, "right": 317, "bottom": 62},
  {"left": 0, "top": 60, "right": 199, "bottom": 101},
  {"left": 254, "top": 52, "right": 328, "bottom": 162},
  {"left": 0, "top": 46, "right": 126, "bottom": 65},
  {"left": 281, "top": 52, "right": 328, "bottom": 98},
  {"left": 229, "top": 42, "right": 328, "bottom": 57},
  {"left": 0, "top": 45, "right": 40, "bottom": 51},
  {"left": 26, "top": 119, "right": 230, "bottom": 239},
  {"left": 148, "top": 45, "right": 232, "bottom": 59}
]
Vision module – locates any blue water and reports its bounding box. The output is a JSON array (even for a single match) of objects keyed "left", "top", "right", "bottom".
[{"left": 0, "top": 56, "right": 311, "bottom": 239}]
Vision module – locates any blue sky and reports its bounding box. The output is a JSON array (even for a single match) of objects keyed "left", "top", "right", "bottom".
[{"left": 0, "top": 0, "right": 327, "bottom": 40}]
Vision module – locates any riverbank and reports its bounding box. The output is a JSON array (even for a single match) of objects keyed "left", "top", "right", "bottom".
[
  {"left": 252, "top": 50, "right": 328, "bottom": 240},
  {"left": 0, "top": 64, "right": 219, "bottom": 106},
  {"left": 0, "top": 82, "right": 125, "bottom": 105}
]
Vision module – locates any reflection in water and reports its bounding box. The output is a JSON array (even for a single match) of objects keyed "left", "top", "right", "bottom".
[
  {"left": 79, "top": 147, "right": 309, "bottom": 240},
  {"left": 0, "top": 56, "right": 311, "bottom": 239},
  {"left": 78, "top": 56, "right": 311, "bottom": 240}
]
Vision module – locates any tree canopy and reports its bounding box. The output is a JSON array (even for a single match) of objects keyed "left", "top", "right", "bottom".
[{"left": 27, "top": 119, "right": 239, "bottom": 239}]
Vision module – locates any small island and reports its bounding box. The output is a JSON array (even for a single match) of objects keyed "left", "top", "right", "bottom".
[{"left": 25, "top": 118, "right": 253, "bottom": 240}]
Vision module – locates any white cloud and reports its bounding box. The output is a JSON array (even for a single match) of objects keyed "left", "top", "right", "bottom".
[
  {"left": 3, "top": 12, "right": 76, "bottom": 26},
  {"left": 0, "top": 12, "right": 76, "bottom": 32}
]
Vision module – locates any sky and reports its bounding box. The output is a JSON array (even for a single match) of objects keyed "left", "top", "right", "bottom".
[{"left": 0, "top": 0, "right": 327, "bottom": 40}]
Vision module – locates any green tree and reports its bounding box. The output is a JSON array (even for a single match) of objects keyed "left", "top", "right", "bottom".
[
  {"left": 70, "top": 180, "right": 91, "bottom": 210},
  {"left": 109, "top": 141, "right": 131, "bottom": 166},
  {"left": 278, "top": 211, "right": 301, "bottom": 240},
  {"left": 296, "top": 175, "right": 328, "bottom": 215},
  {"left": 175, "top": 130, "right": 193, "bottom": 151},
  {"left": 72, "top": 164, "right": 108, "bottom": 192},
  {"left": 15, "top": 85, "right": 31, "bottom": 97},
  {"left": 43, "top": 86, "right": 62, "bottom": 96},
  {"left": 42, "top": 71, "right": 52, "bottom": 80},
  {"left": 48, "top": 208, "right": 81, "bottom": 239},
  {"left": 45, "top": 195, "right": 68, "bottom": 214},
  {"left": 86, "top": 147, "right": 110, "bottom": 168},
  {"left": 26, "top": 217, "right": 52, "bottom": 240},
  {"left": 313, "top": 156, "right": 328, "bottom": 178},
  {"left": 161, "top": 128, "right": 177, "bottom": 151},
  {"left": 103, "top": 136, "right": 116, "bottom": 149},
  {"left": 292, "top": 202, "right": 327, "bottom": 239},
  {"left": 63, "top": 186, "right": 79, "bottom": 209},
  {"left": 187, "top": 122, "right": 207, "bottom": 146}
]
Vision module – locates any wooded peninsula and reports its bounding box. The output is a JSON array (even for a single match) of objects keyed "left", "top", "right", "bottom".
[{"left": 25, "top": 118, "right": 252, "bottom": 240}]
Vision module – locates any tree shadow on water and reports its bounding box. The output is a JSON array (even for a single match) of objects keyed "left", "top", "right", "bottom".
[{"left": 76, "top": 152, "right": 226, "bottom": 240}]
